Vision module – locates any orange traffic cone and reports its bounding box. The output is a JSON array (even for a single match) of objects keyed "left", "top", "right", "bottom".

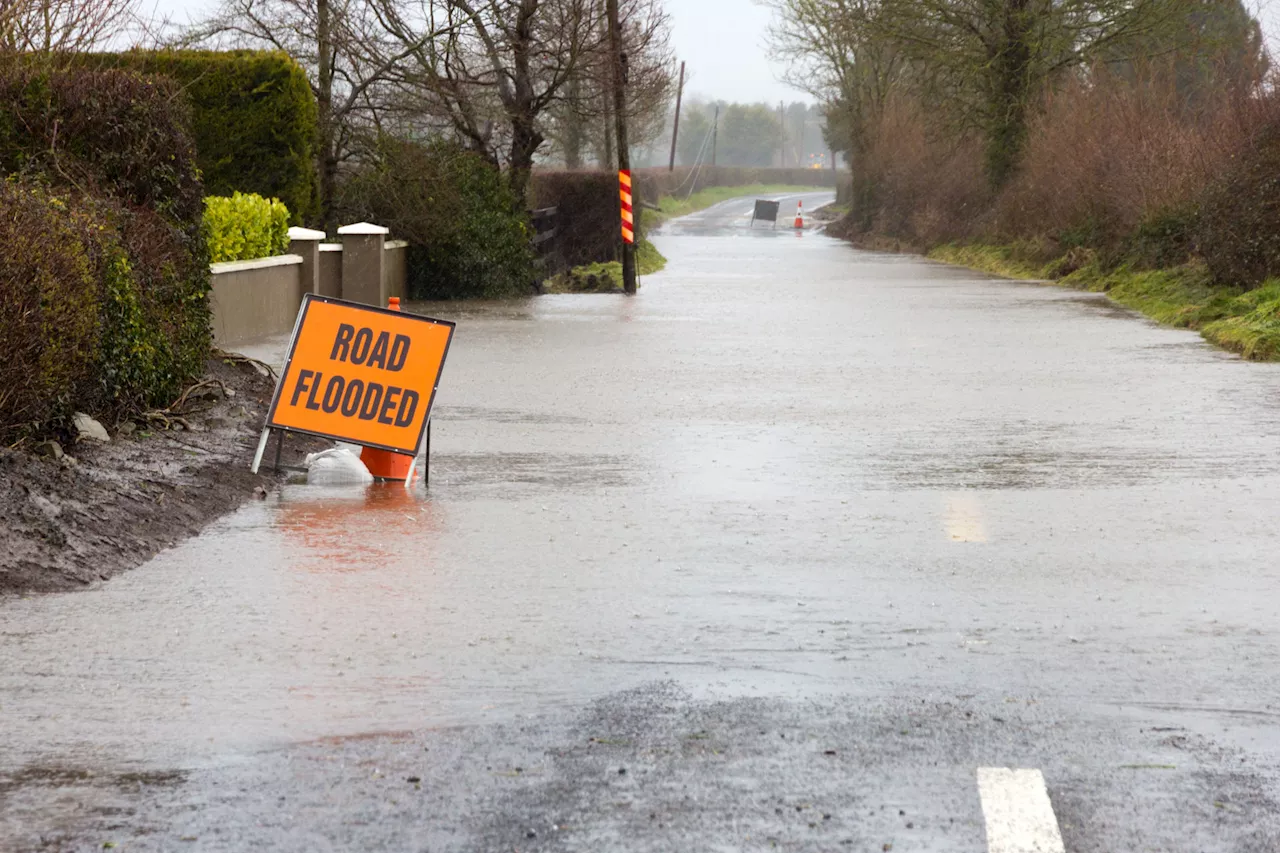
[
  {"left": 360, "top": 296, "right": 414, "bottom": 481},
  {"left": 793, "top": 200, "right": 804, "bottom": 229}
]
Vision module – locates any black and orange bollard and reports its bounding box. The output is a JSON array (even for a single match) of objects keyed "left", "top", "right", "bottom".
[{"left": 360, "top": 296, "right": 415, "bottom": 481}]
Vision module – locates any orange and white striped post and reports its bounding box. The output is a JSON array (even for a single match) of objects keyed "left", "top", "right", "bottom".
[{"left": 619, "top": 169, "right": 635, "bottom": 245}]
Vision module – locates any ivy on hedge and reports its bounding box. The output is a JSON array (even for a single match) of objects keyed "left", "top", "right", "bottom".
[
  {"left": 205, "top": 192, "right": 291, "bottom": 263},
  {"left": 75, "top": 50, "right": 318, "bottom": 224}
]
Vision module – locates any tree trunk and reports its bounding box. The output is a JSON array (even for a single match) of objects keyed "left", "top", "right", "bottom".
[
  {"left": 564, "top": 75, "right": 584, "bottom": 169},
  {"left": 504, "top": 1, "right": 543, "bottom": 202},
  {"left": 985, "top": 0, "right": 1034, "bottom": 188},
  {"left": 316, "top": 0, "right": 336, "bottom": 229},
  {"left": 507, "top": 117, "right": 543, "bottom": 201}
]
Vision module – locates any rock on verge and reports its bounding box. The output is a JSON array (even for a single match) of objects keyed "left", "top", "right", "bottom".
[{"left": 73, "top": 412, "right": 111, "bottom": 443}]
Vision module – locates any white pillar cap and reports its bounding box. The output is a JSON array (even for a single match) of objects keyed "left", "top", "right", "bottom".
[
  {"left": 337, "top": 222, "right": 390, "bottom": 236},
  {"left": 287, "top": 226, "right": 327, "bottom": 241}
]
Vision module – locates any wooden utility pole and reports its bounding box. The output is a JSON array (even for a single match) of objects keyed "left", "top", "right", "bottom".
[
  {"left": 606, "top": 0, "right": 636, "bottom": 295},
  {"left": 668, "top": 60, "right": 685, "bottom": 172},
  {"left": 778, "top": 101, "right": 786, "bottom": 168},
  {"left": 711, "top": 104, "right": 719, "bottom": 166},
  {"left": 601, "top": 90, "right": 614, "bottom": 167}
]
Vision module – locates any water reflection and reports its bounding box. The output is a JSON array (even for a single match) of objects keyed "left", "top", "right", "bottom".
[
  {"left": 275, "top": 483, "right": 442, "bottom": 570},
  {"left": 944, "top": 493, "right": 988, "bottom": 543}
]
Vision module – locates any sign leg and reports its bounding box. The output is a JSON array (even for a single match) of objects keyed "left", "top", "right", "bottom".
[
  {"left": 273, "top": 429, "right": 284, "bottom": 472},
  {"left": 403, "top": 419, "right": 431, "bottom": 489},
  {"left": 250, "top": 427, "right": 271, "bottom": 473}
]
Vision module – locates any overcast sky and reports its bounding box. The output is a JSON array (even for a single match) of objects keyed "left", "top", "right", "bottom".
[
  {"left": 146, "top": 0, "right": 806, "bottom": 104},
  {"left": 665, "top": 0, "right": 801, "bottom": 104},
  {"left": 146, "top": 0, "right": 1280, "bottom": 105}
]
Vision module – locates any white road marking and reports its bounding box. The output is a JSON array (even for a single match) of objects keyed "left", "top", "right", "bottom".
[{"left": 977, "top": 768, "right": 1066, "bottom": 853}]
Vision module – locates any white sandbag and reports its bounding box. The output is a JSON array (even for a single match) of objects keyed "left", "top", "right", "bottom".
[{"left": 305, "top": 447, "right": 374, "bottom": 485}]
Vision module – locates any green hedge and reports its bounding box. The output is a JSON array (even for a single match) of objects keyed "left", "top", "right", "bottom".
[
  {"left": 205, "top": 192, "right": 291, "bottom": 263},
  {"left": 528, "top": 171, "right": 620, "bottom": 269},
  {"left": 0, "top": 65, "right": 205, "bottom": 226},
  {"left": 75, "top": 50, "right": 318, "bottom": 224},
  {"left": 0, "top": 64, "right": 211, "bottom": 441}
]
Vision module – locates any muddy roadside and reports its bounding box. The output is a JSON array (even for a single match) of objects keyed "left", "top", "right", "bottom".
[{"left": 1, "top": 356, "right": 327, "bottom": 596}]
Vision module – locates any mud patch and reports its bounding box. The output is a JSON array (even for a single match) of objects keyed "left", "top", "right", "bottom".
[{"left": 0, "top": 357, "right": 326, "bottom": 595}]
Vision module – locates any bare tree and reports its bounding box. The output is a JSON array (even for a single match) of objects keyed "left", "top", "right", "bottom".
[
  {"left": 549, "top": 0, "right": 673, "bottom": 168},
  {"left": 769, "top": 0, "right": 1201, "bottom": 188},
  {"left": 374, "top": 0, "right": 670, "bottom": 193},
  {"left": 767, "top": 0, "right": 903, "bottom": 166},
  {"left": 183, "top": 0, "right": 453, "bottom": 227},
  {"left": 374, "top": 0, "right": 599, "bottom": 196},
  {"left": 0, "top": 0, "right": 138, "bottom": 54}
]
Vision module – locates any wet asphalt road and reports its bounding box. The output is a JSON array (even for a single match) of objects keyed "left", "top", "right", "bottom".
[{"left": 4, "top": 191, "right": 1280, "bottom": 851}]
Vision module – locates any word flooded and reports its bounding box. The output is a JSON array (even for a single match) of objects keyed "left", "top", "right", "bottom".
[
  {"left": 267, "top": 296, "right": 454, "bottom": 454},
  {"left": 288, "top": 324, "right": 420, "bottom": 426}
]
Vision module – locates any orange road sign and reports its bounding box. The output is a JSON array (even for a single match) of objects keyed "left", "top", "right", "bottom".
[
  {"left": 619, "top": 169, "right": 634, "bottom": 244},
  {"left": 263, "top": 294, "right": 454, "bottom": 456}
]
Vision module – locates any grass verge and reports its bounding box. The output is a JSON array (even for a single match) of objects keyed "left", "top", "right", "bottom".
[
  {"left": 543, "top": 237, "right": 667, "bottom": 294},
  {"left": 929, "top": 243, "right": 1280, "bottom": 361}
]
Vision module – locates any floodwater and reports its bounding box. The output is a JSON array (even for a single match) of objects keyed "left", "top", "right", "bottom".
[{"left": 4, "top": 193, "right": 1280, "bottom": 847}]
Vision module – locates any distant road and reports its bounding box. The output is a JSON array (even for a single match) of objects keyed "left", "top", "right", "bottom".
[{"left": 655, "top": 189, "right": 836, "bottom": 235}]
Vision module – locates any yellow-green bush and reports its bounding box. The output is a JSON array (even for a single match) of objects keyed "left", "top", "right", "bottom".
[{"left": 204, "top": 192, "right": 291, "bottom": 263}]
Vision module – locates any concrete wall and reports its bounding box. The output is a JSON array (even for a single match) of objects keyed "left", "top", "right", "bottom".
[
  {"left": 319, "top": 245, "right": 343, "bottom": 298},
  {"left": 384, "top": 241, "right": 408, "bottom": 301},
  {"left": 209, "top": 230, "right": 409, "bottom": 346},
  {"left": 210, "top": 255, "right": 304, "bottom": 345}
]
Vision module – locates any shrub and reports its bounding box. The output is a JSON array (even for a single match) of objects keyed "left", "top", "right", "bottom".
[
  {"left": 1196, "top": 113, "right": 1280, "bottom": 287},
  {"left": 205, "top": 192, "right": 291, "bottom": 263},
  {"left": 74, "top": 50, "right": 318, "bottom": 223},
  {"left": 0, "top": 64, "right": 205, "bottom": 227},
  {"left": 0, "top": 182, "right": 101, "bottom": 440},
  {"left": 0, "top": 182, "right": 210, "bottom": 443},
  {"left": 840, "top": 94, "right": 988, "bottom": 247},
  {"left": 0, "top": 63, "right": 211, "bottom": 439},
  {"left": 339, "top": 138, "right": 535, "bottom": 299},
  {"left": 835, "top": 66, "right": 1273, "bottom": 278},
  {"left": 995, "top": 72, "right": 1260, "bottom": 259}
]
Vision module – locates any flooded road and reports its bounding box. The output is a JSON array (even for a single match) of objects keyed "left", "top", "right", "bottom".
[{"left": 4, "top": 192, "right": 1280, "bottom": 851}]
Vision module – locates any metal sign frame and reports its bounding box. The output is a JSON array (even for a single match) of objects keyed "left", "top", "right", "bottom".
[
  {"left": 751, "top": 199, "right": 781, "bottom": 229},
  {"left": 250, "top": 294, "right": 455, "bottom": 479}
]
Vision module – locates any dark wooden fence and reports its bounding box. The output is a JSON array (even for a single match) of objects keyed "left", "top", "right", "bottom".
[{"left": 530, "top": 206, "right": 566, "bottom": 277}]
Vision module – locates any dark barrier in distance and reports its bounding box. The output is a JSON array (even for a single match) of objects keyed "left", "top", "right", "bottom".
[{"left": 752, "top": 199, "right": 781, "bottom": 227}]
